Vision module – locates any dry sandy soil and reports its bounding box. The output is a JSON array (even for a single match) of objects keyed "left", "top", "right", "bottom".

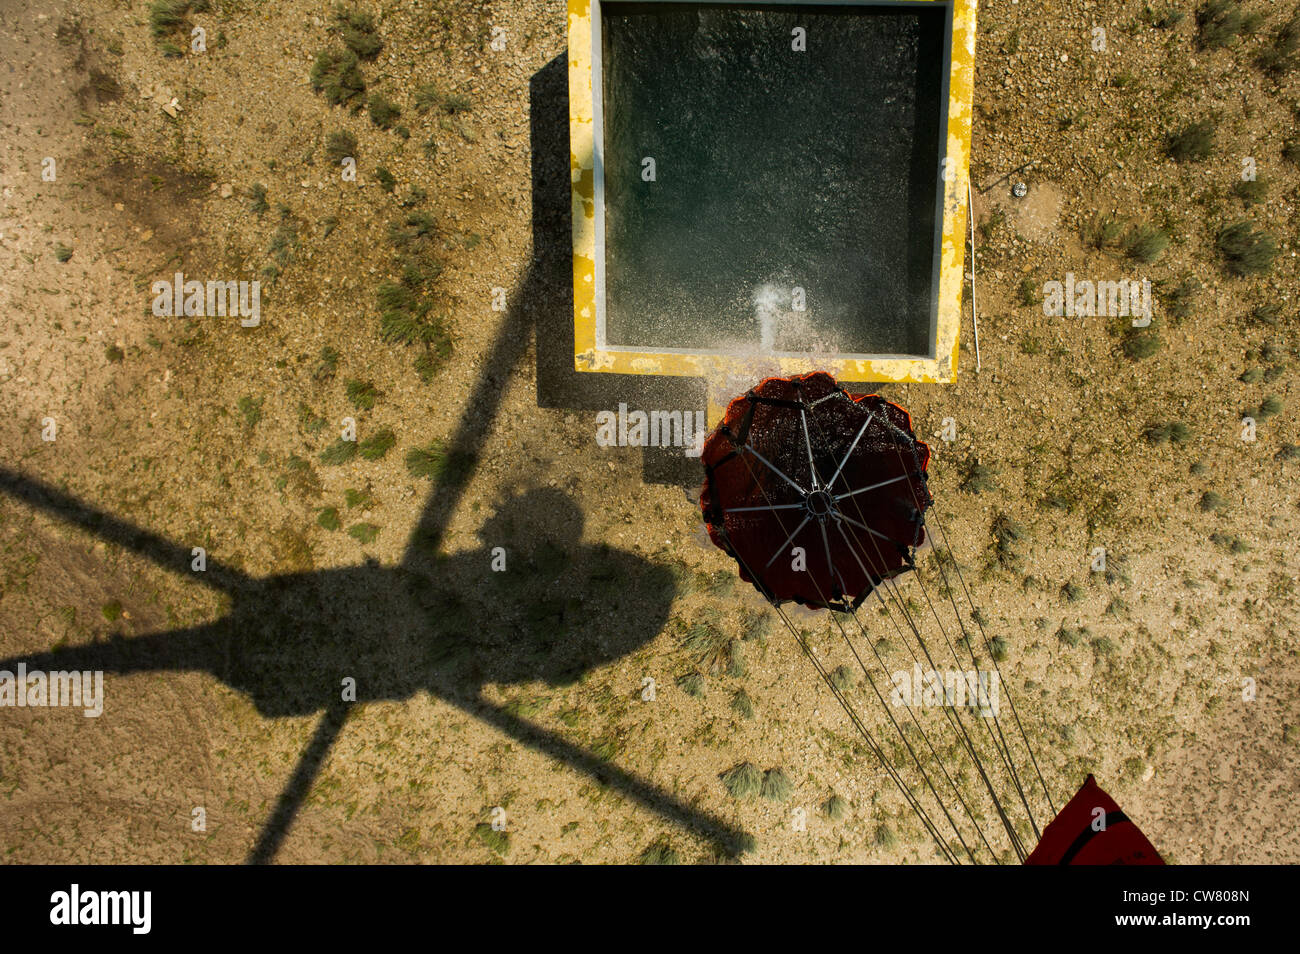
[{"left": 0, "top": 0, "right": 1296, "bottom": 864}]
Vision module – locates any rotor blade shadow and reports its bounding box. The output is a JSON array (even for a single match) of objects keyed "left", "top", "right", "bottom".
[
  {"left": 0, "top": 466, "right": 248, "bottom": 594},
  {"left": 461, "top": 694, "right": 752, "bottom": 859},
  {"left": 246, "top": 698, "right": 351, "bottom": 865}
]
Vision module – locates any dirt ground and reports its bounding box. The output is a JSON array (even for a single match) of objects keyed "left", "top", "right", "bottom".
[{"left": 0, "top": 0, "right": 1296, "bottom": 864}]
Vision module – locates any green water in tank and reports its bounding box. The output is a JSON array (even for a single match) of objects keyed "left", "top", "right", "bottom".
[{"left": 600, "top": 2, "right": 947, "bottom": 356}]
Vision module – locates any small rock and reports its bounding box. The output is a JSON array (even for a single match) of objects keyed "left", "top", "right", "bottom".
[{"left": 219, "top": 183, "right": 233, "bottom": 199}]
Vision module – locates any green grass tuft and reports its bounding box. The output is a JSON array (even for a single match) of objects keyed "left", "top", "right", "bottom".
[
  {"left": 367, "top": 93, "right": 400, "bottom": 130},
  {"left": 1234, "top": 175, "right": 1269, "bottom": 204},
  {"left": 1122, "top": 330, "right": 1162, "bottom": 360},
  {"left": 1166, "top": 119, "right": 1216, "bottom": 161},
  {"left": 348, "top": 522, "right": 379, "bottom": 544},
  {"left": 720, "top": 762, "right": 763, "bottom": 800},
  {"left": 333, "top": 4, "right": 383, "bottom": 60},
  {"left": 1197, "top": 1, "right": 1244, "bottom": 50},
  {"left": 237, "top": 395, "right": 263, "bottom": 428},
  {"left": 1218, "top": 221, "right": 1278, "bottom": 276},
  {"left": 414, "top": 83, "right": 442, "bottom": 111},
  {"left": 1199, "top": 491, "right": 1227, "bottom": 512},
  {"left": 961, "top": 462, "right": 997, "bottom": 494},
  {"left": 731, "top": 688, "right": 755, "bottom": 719},
  {"left": 405, "top": 440, "right": 474, "bottom": 482},
  {"left": 991, "top": 514, "right": 1025, "bottom": 571},
  {"left": 345, "top": 378, "right": 378, "bottom": 410},
  {"left": 829, "top": 665, "right": 855, "bottom": 694},
  {"left": 313, "top": 345, "right": 340, "bottom": 381},
  {"left": 320, "top": 439, "right": 358, "bottom": 466},
  {"left": 442, "top": 93, "right": 473, "bottom": 115},
  {"left": 761, "top": 767, "right": 794, "bottom": 803},
  {"left": 639, "top": 837, "right": 680, "bottom": 865},
  {"left": 1256, "top": 395, "right": 1284, "bottom": 420},
  {"left": 324, "top": 130, "right": 357, "bottom": 164},
  {"left": 676, "top": 672, "right": 705, "bottom": 698},
  {"left": 474, "top": 823, "right": 508, "bottom": 856},
  {"left": 823, "top": 795, "right": 848, "bottom": 820},
  {"left": 1145, "top": 421, "right": 1192, "bottom": 445},
  {"left": 358, "top": 428, "right": 395, "bottom": 460},
  {"left": 1017, "top": 275, "right": 1040, "bottom": 307},
  {"left": 248, "top": 183, "right": 269, "bottom": 216},
  {"left": 1257, "top": 11, "right": 1300, "bottom": 74},
  {"left": 310, "top": 47, "right": 366, "bottom": 107},
  {"left": 148, "top": 0, "right": 189, "bottom": 37},
  {"left": 1121, "top": 224, "right": 1169, "bottom": 263}
]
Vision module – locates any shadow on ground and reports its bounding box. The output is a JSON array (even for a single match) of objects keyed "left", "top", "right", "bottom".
[{"left": 0, "top": 54, "right": 750, "bottom": 863}]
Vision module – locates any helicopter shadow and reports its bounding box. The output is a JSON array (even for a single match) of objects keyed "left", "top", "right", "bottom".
[{"left": 0, "top": 55, "right": 751, "bottom": 863}]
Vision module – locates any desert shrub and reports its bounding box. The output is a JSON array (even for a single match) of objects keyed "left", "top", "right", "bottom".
[
  {"left": 720, "top": 762, "right": 763, "bottom": 800},
  {"left": 358, "top": 428, "right": 395, "bottom": 460},
  {"left": 348, "top": 522, "right": 379, "bottom": 544},
  {"left": 1121, "top": 224, "right": 1169, "bottom": 263},
  {"left": 991, "top": 514, "right": 1025, "bottom": 571},
  {"left": 1197, "top": 1, "right": 1244, "bottom": 50},
  {"left": 1218, "top": 222, "right": 1278, "bottom": 276},
  {"left": 325, "top": 130, "right": 357, "bottom": 163},
  {"left": 761, "top": 768, "right": 794, "bottom": 802},
  {"left": 639, "top": 838, "right": 680, "bottom": 865},
  {"left": 1166, "top": 119, "right": 1216, "bottom": 161},
  {"left": 333, "top": 4, "right": 383, "bottom": 60},
  {"left": 823, "top": 795, "right": 848, "bottom": 820},
  {"left": 368, "top": 93, "right": 400, "bottom": 129},
  {"left": 320, "top": 439, "right": 358, "bottom": 465},
  {"left": 961, "top": 462, "right": 997, "bottom": 494},
  {"left": 1234, "top": 175, "right": 1269, "bottom": 204},
  {"left": 829, "top": 665, "right": 855, "bottom": 693},
  {"left": 1122, "top": 330, "right": 1162, "bottom": 360},
  {"left": 1199, "top": 491, "right": 1227, "bottom": 512},
  {"left": 1145, "top": 421, "right": 1192, "bottom": 445},
  {"left": 345, "top": 378, "right": 378, "bottom": 410},
  {"left": 731, "top": 689, "right": 755, "bottom": 719},
  {"left": 1257, "top": 11, "right": 1300, "bottom": 74},
  {"left": 310, "top": 48, "right": 366, "bottom": 107}
]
